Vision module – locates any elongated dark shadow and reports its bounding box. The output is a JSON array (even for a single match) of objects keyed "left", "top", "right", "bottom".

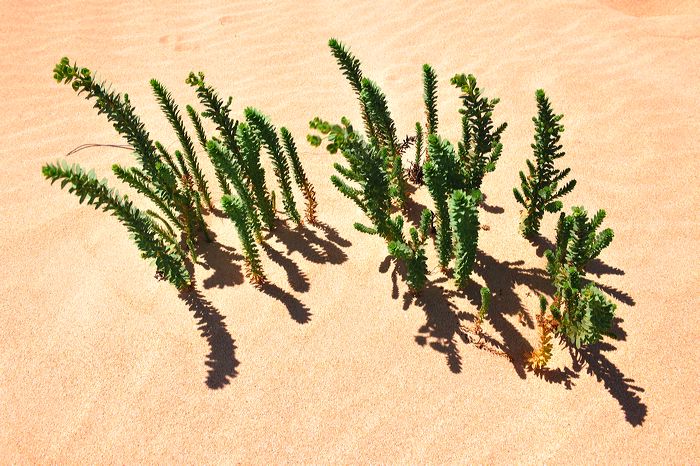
[{"left": 180, "top": 287, "right": 239, "bottom": 389}]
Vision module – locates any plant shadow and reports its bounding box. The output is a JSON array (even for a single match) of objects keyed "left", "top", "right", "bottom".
[
  {"left": 273, "top": 218, "right": 350, "bottom": 266},
  {"left": 180, "top": 287, "right": 239, "bottom": 389},
  {"left": 380, "top": 233, "right": 645, "bottom": 425},
  {"left": 481, "top": 193, "right": 505, "bottom": 214},
  {"left": 258, "top": 281, "right": 312, "bottom": 324}
]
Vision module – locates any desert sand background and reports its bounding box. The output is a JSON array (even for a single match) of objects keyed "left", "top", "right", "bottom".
[{"left": 1, "top": 0, "right": 699, "bottom": 462}]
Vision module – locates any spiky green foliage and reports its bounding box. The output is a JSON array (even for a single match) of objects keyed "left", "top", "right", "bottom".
[
  {"left": 206, "top": 140, "right": 263, "bottom": 241},
  {"left": 42, "top": 161, "right": 190, "bottom": 289},
  {"left": 309, "top": 117, "right": 404, "bottom": 243},
  {"left": 327, "top": 38, "right": 375, "bottom": 139},
  {"left": 388, "top": 209, "right": 432, "bottom": 292},
  {"left": 360, "top": 78, "right": 407, "bottom": 206},
  {"left": 546, "top": 207, "right": 614, "bottom": 280},
  {"left": 451, "top": 73, "right": 507, "bottom": 190},
  {"left": 423, "top": 64, "right": 439, "bottom": 135},
  {"left": 51, "top": 58, "right": 210, "bottom": 266},
  {"left": 237, "top": 122, "right": 275, "bottom": 230},
  {"left": 449, "top": 189, "right": 481, "bottom": 287},
  {"left": 280, "top": 127, "right": 318, "bottom": 224},
  {"left": 186, "top": 103, "right": 231, "bottom": 196},
  {"left": 423, "top": 135, "right": 464, "bottom": 269},
  {"left": 221, "top": 195, "right": 265, "bottom": 286},
  {"left": 550, "top": 268, "right": 616, "bottom": 348},
  {"left": 325, "top": 40, "right": 407, "bottom": 206},
  {"left": 186, "top": 71, "right": 239, "bottom": 196},
  {"left": 407, "top": 121, "right": 424, "bottom": 184},
  {"left": 513, "top": 89, "right": 576, "bottom": 237},
  {"left": 543, "top": 206, "right": 617, "bottom": 349},
  {"left": 245, "top": 108, "right": 302, "bottom": 225},
  {"left": 151, "top": 79, "right": 213, "bottom": 210}
]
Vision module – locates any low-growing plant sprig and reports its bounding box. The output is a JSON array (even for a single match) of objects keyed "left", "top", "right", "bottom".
[
  {"left": 388, "top": 209, "right": 432, "bottom": 293},
  {"left": 42, "top": 161, "right": 191, "bottom": 289},
  {"left": 529, "top": 206, "right": 617, "bottom": 369}
]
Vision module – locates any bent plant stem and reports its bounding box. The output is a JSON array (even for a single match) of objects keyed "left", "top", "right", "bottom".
[{"left": 222, "top": 195, "right": 266, "bottom": 286}]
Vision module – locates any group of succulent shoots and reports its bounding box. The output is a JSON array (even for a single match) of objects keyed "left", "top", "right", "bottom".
[
  {"left": 308, "top": 39, "right": 618, "bottom": 370},
  {"left": 308, "top": 40, "right": 505, "bottom": 299},
  {"left": 44, "top": 58, "right": 317, "bottom": 290},
  {"left": 43, "top": 40, "right": 621, "bottom": 372}
]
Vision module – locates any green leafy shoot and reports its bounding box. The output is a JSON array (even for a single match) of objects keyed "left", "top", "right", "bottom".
[
  {"left": 513, "top": 89, "right": 576, "bottom": 237},
  {"left": 221, "top": 195, "right": 266, "bottom": 286},
  {"left": 245, "top": 108, "right": 302, "bottom": 225},
  {"left": 449, "top": 189, "right": 481, "bottom": 288},
  {"left": 42, "top": 161, "right": 190, "bottom": 289},
  {"left": 423, "top": 64, "right": 438, "bottom": 135}
]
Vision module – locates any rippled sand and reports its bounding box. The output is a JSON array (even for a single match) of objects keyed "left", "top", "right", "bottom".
[{"left": 1, "top": 0, "right": 699, "bottom": 462}]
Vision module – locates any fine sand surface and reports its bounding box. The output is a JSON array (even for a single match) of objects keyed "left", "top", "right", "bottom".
[{"left": 1, "top": 0, "right": 699, "bottom": 462}]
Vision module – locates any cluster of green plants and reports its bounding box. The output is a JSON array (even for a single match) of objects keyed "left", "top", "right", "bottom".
[
  {"left": 307, "top": 39, "right": 621, "bottom": 366},
  {"left": 513, "top": 94, "right": 617, "bottom": 370},
  {"left": 308, "top": 39, "right": 507, "bottom": 293},
  {"left": 43, "top": 58, "right": 317, "bottom": 289},
  {"left": 527, "top": 206, "right": 617, "bottom": 369},
  {"left": 43, "top": 44, "right": 624, "bottom": 373}
]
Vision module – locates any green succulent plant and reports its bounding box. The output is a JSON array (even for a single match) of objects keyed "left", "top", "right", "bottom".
[
  {"left": 449, "top": 189, "right": 482, "bottom": 288},
  {"left": 451, "top": 73, "right": 507, "bottom": 190},
  {"left": 513, "top": 89, "right": 576, "bottom": 237},
  {"left": 46, "top": 58, "right": 212, "bottom": 288}
]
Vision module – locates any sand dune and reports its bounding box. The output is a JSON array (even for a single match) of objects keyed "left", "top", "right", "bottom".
[{"left": 1, "top": 0, "right": 699, "bottom": 462}]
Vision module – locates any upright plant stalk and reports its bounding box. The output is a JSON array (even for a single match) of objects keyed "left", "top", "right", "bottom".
[
  {"left": 450, "top": 73, "right": 507, "bottom": 190},
  {"left": 206, "top": 140, "right": 263, "bottom": 241},
  {"left": 360, "top": 78, "right": 407, "bottom": 207},
  {"left": 151, "top": 79, "right": 213, "bottom": 210},
  {"left": 236, "top": 122, "right": 275, "bottom": 230},
  {"left": 423, "top": 64, "right": 439, "bottom": 136},
  {"left": 327, "top": 38, "right": 376, "bottom": 139},
  {"left": 424, "top": 135, "right": 463, "bottom": 269},
  {"left": 186, "top": 71, "right": 239, "bottom": 195},
  {"left": 280, "top": 127, "right": 318, "bottom": 225},
  {"left": 221, "top": 195, "right": 266, "bottom": 286},
  {"left": 513, "top": 89, "right": 576, "bottom": 237},
  {"left": 187, "top": 103, "right": 231, "bottom": 196},
  {"left": 449, "top": 189, "right": 481, "bottom": 288},
  {"left": 407, "top": 121, "right": 424, "bottom": 184},
  {"left": 245, "top": 108, "right": 302, "bottom": 225}
]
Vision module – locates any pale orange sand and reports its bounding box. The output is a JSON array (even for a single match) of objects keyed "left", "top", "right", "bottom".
[{"left": 1, "top": 0, "right": 699, "bottom": 462}]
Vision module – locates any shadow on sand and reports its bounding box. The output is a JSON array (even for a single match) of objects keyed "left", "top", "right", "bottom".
[
  {"left": 180, "top": 217, "right": 350, "bottom": 387},
  {"left": 378, "top": 229, "right": 645, "bottom": 426}
]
